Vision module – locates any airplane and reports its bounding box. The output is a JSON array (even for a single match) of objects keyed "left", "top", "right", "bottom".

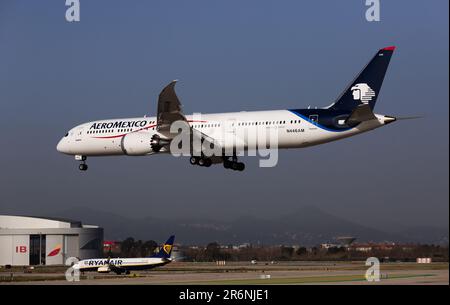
[
  {"left": 72, "top": 235, "right": 175, "bottom": 275},
  {"left": 57, "top": 46, "right": 408, "bottom": 171}
]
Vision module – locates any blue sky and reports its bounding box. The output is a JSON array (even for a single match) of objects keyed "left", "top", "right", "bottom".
[{"left": 0, "top": 1, "right": 448, "bottom": 229}]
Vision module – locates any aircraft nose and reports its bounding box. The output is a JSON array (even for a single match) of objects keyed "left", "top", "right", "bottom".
[{"left": 56, "top": 138, "right": 68, "bottom": 153}]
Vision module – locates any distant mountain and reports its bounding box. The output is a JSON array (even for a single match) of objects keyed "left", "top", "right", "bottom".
[
  {"left": 46, "top": 206, "right": 448, "bottom": 246},
  {"left": 397, "top": 226, "right": 449, "bottom": 245}
]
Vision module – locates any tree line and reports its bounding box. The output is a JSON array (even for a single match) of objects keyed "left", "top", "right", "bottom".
[
  {"left": 180, "top": 243, "right": 449, "bottom": 262},
  {"left": 106, "top": 237, "right": 159, "bottom": 258},
  {"left": 105, "top": 238, "right": 448, "bottom": 262}
]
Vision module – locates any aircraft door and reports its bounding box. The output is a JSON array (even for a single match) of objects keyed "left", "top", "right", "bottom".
[
  {"left": 75, "top": 126, "right": 84, "bottom": 141},
  {"left": 226, "top": 118, "right": 236, "bottom": 135}
]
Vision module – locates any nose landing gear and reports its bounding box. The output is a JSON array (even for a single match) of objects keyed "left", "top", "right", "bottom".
[
  {"left": 78, "top": 163, "right": 88, "bottom": 171},
  {"left": 75, "top": 155, "right": 88, "bottom": 171}
]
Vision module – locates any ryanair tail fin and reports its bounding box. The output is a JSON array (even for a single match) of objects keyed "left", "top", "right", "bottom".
[
  {"left": 328, "top": 46, "right": 396, "bottom": 112},
  {"left": 151, "top": 235, "right": 175, "bottom": 259}
]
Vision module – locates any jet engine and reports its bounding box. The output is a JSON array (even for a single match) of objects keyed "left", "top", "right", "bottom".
[
  {"left": 97, "top": 266, "right": 111, "bottom": 273},
  {"left": 121, "top": 132, "right": 171, "bottom": 155},
  {"left": 150, "top": 134, "right": 171, "bottom": 152},
  {"left": 121, "top": 132, "right": 154, "bottom": 155}
]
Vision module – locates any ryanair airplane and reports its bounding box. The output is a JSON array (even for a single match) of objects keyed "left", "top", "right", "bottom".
[
  {"left": 57, "top": 46, "right": 411, "bottom": 171},
  {"left": 72, "top": 235, "right": 175, "bottom": 275}
]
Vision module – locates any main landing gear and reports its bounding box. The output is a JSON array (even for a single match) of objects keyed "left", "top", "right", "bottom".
[
  {"left": 189, "top": 156, "right": 212, "bottom": 167},
  {"left": 189, "top": 156, "right": 245, "bottom": 171},
  {"left": 75, "top": 155, "right": 88, "bottom": 171},
  {"left": 223, "top": 157, "right": 245, "bottom": 171}
]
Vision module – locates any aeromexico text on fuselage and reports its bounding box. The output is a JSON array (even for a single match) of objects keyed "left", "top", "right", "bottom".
[
  {"left": 89, "top": 120, "right": 150, "bottom": 130},
  {"left": 88, "top": 109, "right": 360, "bottom": 133}
]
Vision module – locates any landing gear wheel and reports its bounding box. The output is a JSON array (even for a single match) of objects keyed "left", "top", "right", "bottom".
[
  {"left": 78, "top": 164, "right": 88, "bottom": 171},
  {"left": 231, "top": 162, "right": 239, "bottom": 171},
  {"left": 192, "top": 157, "right": 212, "bottom": 167},
  {"left": 223, "top": 157, "right": 245, "bottom": 171},
  {"left": 223, "top": 160, "right": 232, "bottom": 169}
]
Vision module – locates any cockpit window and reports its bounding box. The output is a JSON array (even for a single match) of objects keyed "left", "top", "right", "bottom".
[{"left": 64, "top": 132, "right": 69, "bottom": 137}]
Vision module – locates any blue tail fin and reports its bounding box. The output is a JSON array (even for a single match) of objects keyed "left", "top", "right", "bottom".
[
  {"left": 151, "top": 235, "right": 175, "bottom": 258},
  {"left": 328, "top": 46, "right": 396, "bottom": 112}
]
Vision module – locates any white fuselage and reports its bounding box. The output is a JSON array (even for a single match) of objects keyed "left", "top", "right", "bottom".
[
  {"left": 73, "top": 257, "right": 170, "bottom": 273},
  {"left": 57, "top": 109, "right": 389, "bottom": 157}
]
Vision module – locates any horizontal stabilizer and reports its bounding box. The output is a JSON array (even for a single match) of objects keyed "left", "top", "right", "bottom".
[{"left": 346, "top": 104, "right": 376, "bottom": 124}]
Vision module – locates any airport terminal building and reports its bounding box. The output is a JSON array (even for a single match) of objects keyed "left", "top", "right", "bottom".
[{"left": 0, "top": 215, "right": 103, "bottom": 266}]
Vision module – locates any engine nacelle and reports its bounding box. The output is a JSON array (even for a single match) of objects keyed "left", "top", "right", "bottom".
[
  {"left": 150, "top": 134, "right": 171, "bottom": 152},
  {"left": 121, "top": 132, "right": 153, "bottom": 155},
  {"left": 97, "top": 266, "right": 111, "bottom": 273}
]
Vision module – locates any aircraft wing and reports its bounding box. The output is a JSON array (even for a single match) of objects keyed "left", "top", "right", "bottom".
[
  {"left": 156, "top": 81, "right": 223, "bottom": 155},
  {"left": 156, "top": 80, "right": 187, "bottom": 136}
]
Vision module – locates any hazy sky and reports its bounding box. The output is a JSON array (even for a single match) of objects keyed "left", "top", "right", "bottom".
[{"left": 0, "top": 1, "right": 448, "bottom": 230}]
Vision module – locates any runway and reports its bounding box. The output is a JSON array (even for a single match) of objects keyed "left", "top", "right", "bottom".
[{"left": 1, "top": 261, "right": 448, "bottom": 285}]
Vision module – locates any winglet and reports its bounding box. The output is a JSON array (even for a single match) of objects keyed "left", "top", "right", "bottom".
[{"left": 160, "top": 80, "right": 178, "bottom": 95}]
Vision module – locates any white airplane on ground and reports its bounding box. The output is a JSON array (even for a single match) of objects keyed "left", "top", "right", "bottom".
[
  {"left": 57, "top": 46, "right": 409, "bottom": 171},
  {"left": 72, "top": 235, "right": 175, "bottom": 275}
]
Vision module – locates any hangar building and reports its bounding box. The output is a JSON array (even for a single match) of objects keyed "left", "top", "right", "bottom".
[{"left": 0, "top": 215, "right": 103, "bottom": 266}]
